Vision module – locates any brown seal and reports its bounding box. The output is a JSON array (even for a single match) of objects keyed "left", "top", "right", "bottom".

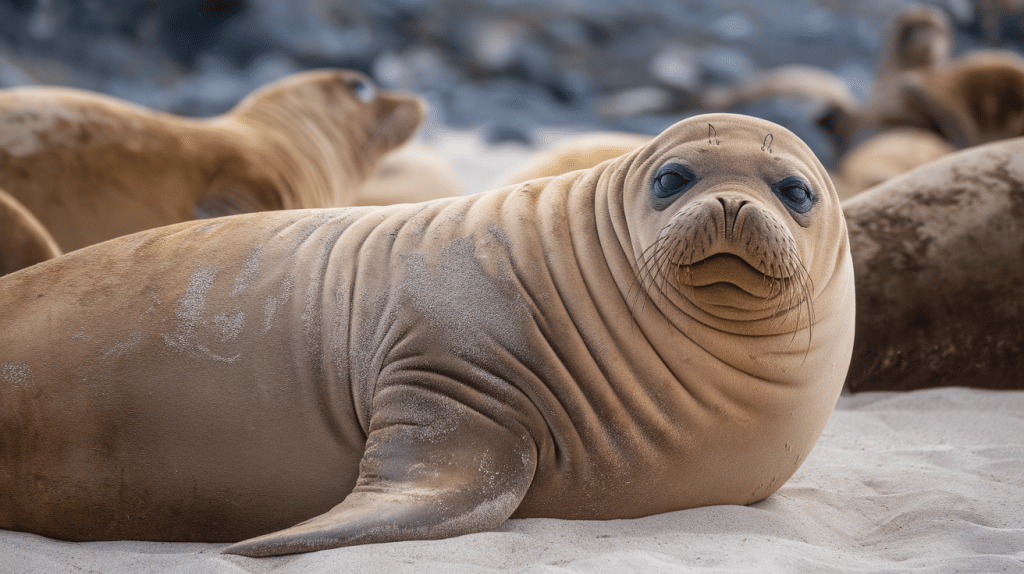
[
  {"left": 864, "top": 49, "right": 1024, "bottom": 149},
  {"left": 872, "top": 4, "right": 953, "bottom": 86},
  {"left": 0, "top": 113, "right": 855, "bottom": 556},
  {"left": 844, "top": 136, "right": 1024, "bottom": 392},
  {"left": 0, "top": 69, "right": 425, "bottom": 252},
  {"left": 820, "top": 5, "right": 953, "bottom": 153},
  {"left": 0, "top": 186, "right": 60, "bottom": 276}
]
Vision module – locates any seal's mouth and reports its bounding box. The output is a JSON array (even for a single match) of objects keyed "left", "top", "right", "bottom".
[{"left": 676, "top": 253, "right": 795, "bottom": 311}]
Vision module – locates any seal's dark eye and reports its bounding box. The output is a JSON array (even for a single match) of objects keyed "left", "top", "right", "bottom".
[
  {"left": 771, "top": 176, "right": 816, "bottom": 214},
  {"left": 349, "top": 79, "right": 376, "bottom": 103},
  {"left": 653, "top": 163, "right": 699, "bottom": 199}
]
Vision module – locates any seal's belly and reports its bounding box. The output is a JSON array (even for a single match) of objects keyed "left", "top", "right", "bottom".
[{"left": 0, "top": 210, "right": 372, "bottom": 541}]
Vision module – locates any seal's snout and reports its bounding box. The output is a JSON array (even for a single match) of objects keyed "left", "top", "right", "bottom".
[
  {"left": 666, "top": 194, "right": 794, "bottom": 277},
  {"left": 638, "top": 194, "right": 813, "bottom": 320}
]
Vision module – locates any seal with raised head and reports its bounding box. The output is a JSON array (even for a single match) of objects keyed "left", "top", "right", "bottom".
[
  {"left": 872, "top": 4, "right": 953, "bottom": 86},
  {"left": 0, "top": 69, "right": 424, "bottom": 252},
  {"left": 0, "top": 113, "right": 855, "bottom": 556},
  {"left": 0, "top": 187, "right": 60, "bottom": 276},
  {"left": 858, "top": 47, "right": 1024, "bottom": 150},
  {"left": 844, "top": 136, "right": 1024, "bottom": 391}
]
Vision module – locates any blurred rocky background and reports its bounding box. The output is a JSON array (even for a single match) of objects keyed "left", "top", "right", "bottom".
[{"left": 0, "top": 0, "right": 1021, "bottom": 167}]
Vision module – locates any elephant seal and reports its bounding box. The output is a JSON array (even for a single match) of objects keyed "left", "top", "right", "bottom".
[
  {"left": 0, "top": 113, "right": 856, "bottom": 556},
  {"left": 845, "top": 136, "right": 1024, "bottom": 391},
  {"left": 0, "top": 69, "right": 424, "bottom": 252},
  {"left": 862, "top": 50, "right": 1024, "bottom": 150},
  {"left": 0, "top": 187, "right": 60, "bottom": 276},
  {"left": 501, "top": 131, "right": 652, "bottom": 186},
  {"left": 872, "top": 4, "right": 953, "bottom": 85},
  {"left": 833, "top": 127, "right": 954, "bottom": 199},
  {"left": 355, "top": 142, "right": 465, "bottom": 206}
]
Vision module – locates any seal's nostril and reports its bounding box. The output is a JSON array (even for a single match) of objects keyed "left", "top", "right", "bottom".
[{"left": 716, "top": 197, "right": 749, "bottom": 238}]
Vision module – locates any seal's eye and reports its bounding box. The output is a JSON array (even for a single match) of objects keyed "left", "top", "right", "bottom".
[
  {"left": 349, "top": 79, "right": 377, "bottom": 103},
  {"left": 771, "top": 176, "right": 816, "bottom": 214},
  {"left": 653, "top": 163, "right": 699, "bottom": 199}
]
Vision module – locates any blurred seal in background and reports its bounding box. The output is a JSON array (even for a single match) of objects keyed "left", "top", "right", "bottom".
[
  {"left": 0, "top": 186, "right": 60, "bottom": 276},
  {"left": 0, "top": 69, "right": 425, "bottom": 252},
  {"left": 844, "top": 136, "right": 1024, "bottom": 391}
]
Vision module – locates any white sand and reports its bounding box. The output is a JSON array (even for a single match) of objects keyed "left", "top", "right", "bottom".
[
  {"left": 3, "top": 388, "right": 1022, "bottom": 573},
  {"left": 3, "top": 133, "right": 1023, "bottom": 573}
]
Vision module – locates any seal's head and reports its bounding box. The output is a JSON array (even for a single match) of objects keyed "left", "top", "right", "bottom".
[
  {"left": 201, "top": 69, "right": 428, "bottom": 214},
  {"left": 879, "top": 5, "right": 953, "bottom": 78},
  {"left": 226, "top": 69, "right": 426, "bottom": 180},
  {"left": 579, "top": 113, "right": 856, "bottom": 508},
  {"left": 616, "top": 113, "right": 853, "bottom": 346}
]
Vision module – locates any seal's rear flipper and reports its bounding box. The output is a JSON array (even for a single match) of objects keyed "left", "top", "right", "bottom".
[{"left": 222, "top": 402, "right": 537, "bottom": 557}]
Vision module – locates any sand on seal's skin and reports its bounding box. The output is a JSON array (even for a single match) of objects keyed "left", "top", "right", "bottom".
[{"left": 2, "top": 130, "right": 1022, "bottom": 573}]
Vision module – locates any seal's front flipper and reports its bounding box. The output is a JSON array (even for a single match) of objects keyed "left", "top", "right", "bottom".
[{"left": 223, "top": 397, "right": 537, "bottom": 557}]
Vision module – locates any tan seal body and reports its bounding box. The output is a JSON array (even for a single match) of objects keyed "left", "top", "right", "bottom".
[
  {"left": 0, "top": 187, "right": 60, "bottom": 275},
  {"left": 834, "top": 127, "right": 954, "bottom": 199},
  {"left": 0, "top": 69, "right": 424, "bottom": 252},
  {"left": 703, "top": 65, "right": 858, "bottom": 121},
  {"left": 844, "top": 136, "right": 1024, "bottom": 391},
  {"left": 501, "top": 131, "right": 652, "bottom": 186},
  {"left": 0, "top": 113, "right": 855, "bottom": 556},
  {"left": 355, "top": 142, "right": 465, "bottom": 205}
]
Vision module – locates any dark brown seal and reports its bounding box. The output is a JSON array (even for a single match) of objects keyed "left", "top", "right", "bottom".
[{"left": 844, "top": 136, "right": 1024, "bottom": 391}]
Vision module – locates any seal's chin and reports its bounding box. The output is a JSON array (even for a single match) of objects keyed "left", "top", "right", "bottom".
[{"left": 676, "top": 253, "right": 789, "bottom": 311}]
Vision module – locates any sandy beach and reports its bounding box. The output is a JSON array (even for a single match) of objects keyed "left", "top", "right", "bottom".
[{"left": 3, "top": 387, "right": 1021, "bottom": 573}]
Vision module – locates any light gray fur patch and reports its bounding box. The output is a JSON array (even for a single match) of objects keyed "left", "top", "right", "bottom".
[
  {"left": 263, "top": 271, "right": 295, "bottom": 334},
  {"left": 195, "top": 222, "right": 225, "bottom": 235},
  {"left": 231, "top": 247, "right": 262, "bottom": 296},
  {"left": 1, "top": 363, "right": 31, "bottom": 386},
  {"left": 401, "top": 234, "right": 531, "bottom": 362},
  {"left": 214, "top": 311, "right": 245, "bottom": 341},
  {"left": 198, "top": 345, "right": 240, "bottom": 363},
  {"left": 163, "top": 267, "right": 217, "bottom": 351}
]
